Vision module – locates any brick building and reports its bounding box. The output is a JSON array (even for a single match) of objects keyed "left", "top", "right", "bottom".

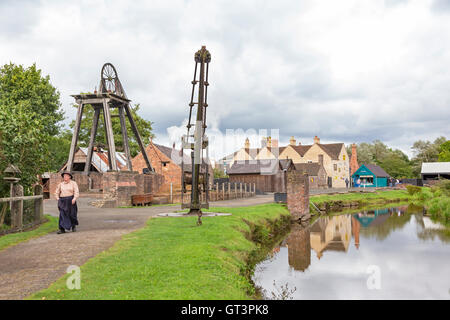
[{"left": 132, "top": 141, "right": 213, "bottom": 192}]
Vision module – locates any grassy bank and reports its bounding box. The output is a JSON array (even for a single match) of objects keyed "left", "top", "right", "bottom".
[
  {"left": 29, "top": 203, "right": 291, "bottom": 300},
  {"left": 310, "top": 189, "right": 411, "bottom": 212},
  {"left": 408, "top": 181, "right": 450, "bottom": 226},
  {"left": 0, "top": 215, "right": 58, "bottom": 251}
]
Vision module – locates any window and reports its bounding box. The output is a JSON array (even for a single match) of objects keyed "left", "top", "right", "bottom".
[
  {"left": 343, "top": 155, "right": 346, "bottom": 161},
  {"left": 334, "top": 164, "right": 337, "bottom": 171}
]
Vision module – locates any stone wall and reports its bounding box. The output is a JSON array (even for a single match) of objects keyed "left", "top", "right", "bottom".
[
  {"left": 49, "top": 171, "right": 165, "bottom": 207},
  {"left": 286, "top": 171, "right": 310, "bottom": 221}
]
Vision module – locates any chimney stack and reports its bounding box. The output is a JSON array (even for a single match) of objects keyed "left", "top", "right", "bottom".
[
  {"left": 261, "top": 137, "right": 267, "bottom": 148},
  {"left": 289, "top": 136, "right": 296, "bottom": 146},
  {"left": 313, "top": 136, "right": 320, "bottom": 144},
  {"left": 244, "top": 137, "right": 250, "bottom": 149},
  {"left": 350, "top": 143, "right": 359, "bottom": 175}
]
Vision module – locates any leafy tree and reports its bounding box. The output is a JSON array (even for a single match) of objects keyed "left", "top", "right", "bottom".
[
  {"left": 43, "top": 129, "right": 73, "bottom": 172},
  {"left": 0, "top": 63, "right": 63, "bottom": 136},
  {"left": 411, "top": 136, "right": 447, "bottom": 176},
  {"left": 438, "top": 140, "right": 450, "bottom": 162},
  {"left": 349, "top": 140, "right": 413, "bottom": 178},
  {"left": 0, "top": 63, "right": 64, "bottom": 196},
  {"left": 0, "top": 102, "right": 50, "bottom": 195},
  {"left": 69, "top": 103, "right": 154, "bottom": 157}
]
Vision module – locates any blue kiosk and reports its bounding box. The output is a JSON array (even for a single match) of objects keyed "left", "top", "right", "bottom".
[{"left": 352, "top": 164, "right": 390, "bottom": 187}]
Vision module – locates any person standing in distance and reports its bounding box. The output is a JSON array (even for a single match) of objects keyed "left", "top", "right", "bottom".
[{"left": 55, "top": 171, "right": 79, "bottom": 234}]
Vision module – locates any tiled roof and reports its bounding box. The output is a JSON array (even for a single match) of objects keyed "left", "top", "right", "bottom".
[
  {"left": 294, "top": 163, "right": 321, "bottom": 176},
  {"left": 227, "top": 159, "right": 281, "bottom": 175},
  {"left": 364, "top": 164, "right": 390, "bottom": 177}
]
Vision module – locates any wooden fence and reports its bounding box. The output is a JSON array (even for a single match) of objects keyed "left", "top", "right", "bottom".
[
  {"left": 0, "top": 184, "right": 44, "bottom": 236},
  {"left": 158, "top": 182, "right": 257, "bottom": 204}
]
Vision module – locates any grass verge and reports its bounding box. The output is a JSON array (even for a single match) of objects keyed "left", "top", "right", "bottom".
[
  {"left": 29, "top": 203, "right": 291, "bottom": 300},
  {"left": 0, "top": 215, "right": 59, "bottom": 252},
  {"left": 310, "top": 189, "right": 411, "bottom": 211}
]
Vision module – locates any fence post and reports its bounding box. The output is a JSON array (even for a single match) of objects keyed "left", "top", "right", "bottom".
[
  {"left": 33, "top": 184, "right": 44, "bottom": 223},
  {"left": 240, "top": 183, "right": 243, "bottom": 198},
  {"left": 10, "top": 183, "right": 23, "bottom": 231},
  {"left": 228, "top": 182, "right": 231, "bottom": 200},
  {"left": 216, "top": 182, "right": 219, "bottom": 201}
]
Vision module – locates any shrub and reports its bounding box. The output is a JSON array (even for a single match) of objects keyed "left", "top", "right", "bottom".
[{"left": 406, "top": 185, "right": 421, "bottom": 195}]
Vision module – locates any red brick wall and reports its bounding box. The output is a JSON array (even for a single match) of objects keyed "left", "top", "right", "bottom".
[
  {"left": 132, "top": 142, "right": 183, "bottom": 192},
  {"left": 287, "top": 171, "right": 310, "bottom": 220}
]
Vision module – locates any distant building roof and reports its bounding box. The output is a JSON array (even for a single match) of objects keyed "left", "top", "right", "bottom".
[
  {"left": 294, "top": 163, "right": 321, "bottom": 176},
  {"left": 227, "top": 159, "right": 281, "bottom": 175},
  {"left": 363, "top": 164, "right": 390, "bottom": 178},
  {"left": 421, "top": 162, "right": 450, "bottom": 174}
]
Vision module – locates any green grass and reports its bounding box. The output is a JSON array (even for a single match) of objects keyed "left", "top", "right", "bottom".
[
  {"left": 310, "top": 189, "right": 411, "bottom": 207},
  {"left": 0, "top": 215, "right": 59, "bottom": 252},
  {"left": 29, "top": 203, "right": 290, "bottom": 300}
]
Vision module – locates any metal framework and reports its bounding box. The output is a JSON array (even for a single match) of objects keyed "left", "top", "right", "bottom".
[
  {"left": 66, "top": 63, "right": 153, "bottom": 173},
  {"left": 181, "top": 46, "right": 211, "bottom": 225}
]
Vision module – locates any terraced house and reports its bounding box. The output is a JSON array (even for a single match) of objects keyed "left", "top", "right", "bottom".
[{"left": 221, "top": 136, "right": 350, "bottom": 188}]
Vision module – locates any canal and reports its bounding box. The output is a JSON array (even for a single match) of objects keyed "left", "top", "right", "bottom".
[{"left": 252, "top": 205, "right": 450, "bottom": 299}]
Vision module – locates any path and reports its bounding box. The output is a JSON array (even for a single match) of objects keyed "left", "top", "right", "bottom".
[{"left": 0, "top": 195, "right": 273, "bottom": 300}]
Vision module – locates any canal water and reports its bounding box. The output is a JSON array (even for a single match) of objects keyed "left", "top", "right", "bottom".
[{"left": 252, "top": 205, "right": 450, "bottom": 299}]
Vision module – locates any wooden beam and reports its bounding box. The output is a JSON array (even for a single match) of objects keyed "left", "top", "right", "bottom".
[
  {"left": 84, "top": 108, "right": 101, "bottom": 173},
  {"left": 124, "top": 104, "right": 153, "bottom": 172},
  {"left": 102, "top": 99, "right": 118, "bottom": 171},
  {"left": 66, "top": 103, "right": 84, "bottom": 172},
  {"left": 119, "top": 106, "right": 133, "bottom": 171}
]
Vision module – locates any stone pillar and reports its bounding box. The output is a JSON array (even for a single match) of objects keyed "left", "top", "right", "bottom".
[
  {"left": 33, "top": 184, "right": 44, "bottom": 223},
  {"left": 240, "top": 183, "right": 243, "bottom": 197},
  {"left": 10, "top": 183, "right": 23, "bottom": 230},
  {"left": 287, "top": 171, "right": 310, "bottom": 221}
]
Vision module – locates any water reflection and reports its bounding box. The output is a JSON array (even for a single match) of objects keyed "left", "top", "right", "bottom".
[{"left": 254, "top": 205, "right": 450, "bottom": 299}]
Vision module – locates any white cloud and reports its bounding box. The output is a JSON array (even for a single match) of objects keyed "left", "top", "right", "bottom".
[{"left": 1, "top": 0, "right": 448, "bottom": 160}]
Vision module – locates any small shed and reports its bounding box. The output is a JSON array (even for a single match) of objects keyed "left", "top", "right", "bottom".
[
  {"left": 351, "top": 164, "right": 390, "bottom": 187},
  {"left": 227, "top": 159, "right": 294, "bottom": 193},
  {"left": 421, "top": 162, "right": 450, "bottom": 181}
]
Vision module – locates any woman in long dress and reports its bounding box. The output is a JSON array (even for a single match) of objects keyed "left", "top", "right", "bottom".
[{"left": 55, "top": 171, "right": 79, "bottom": 234}]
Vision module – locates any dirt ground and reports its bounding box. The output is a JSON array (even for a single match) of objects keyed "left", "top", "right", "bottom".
[{"left": 0, "top": 195, "right": 273, "bottom": 300}]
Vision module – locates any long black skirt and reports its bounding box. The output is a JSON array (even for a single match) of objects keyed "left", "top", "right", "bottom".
[{"left": 58, "top": 196, "right": 78, "bottom": 230}]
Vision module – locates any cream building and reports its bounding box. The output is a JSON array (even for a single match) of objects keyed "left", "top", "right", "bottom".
[{"left": 221, "top": 135, "right": 350, "bottom": 188}]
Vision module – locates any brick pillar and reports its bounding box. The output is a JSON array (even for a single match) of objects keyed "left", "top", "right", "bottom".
[
  {"left": 287, "top": 171, "right": 310, "bottom": 221},
  {"left": 287, "top": 224, "right": 311, "bottom": 271}
]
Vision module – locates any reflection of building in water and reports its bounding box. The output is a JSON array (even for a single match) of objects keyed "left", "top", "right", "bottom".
[
  {"left": 286, "top": 225, "right": 311, "bottom": 271},
  {"left": 353, "top": 208, "right": 390, "bottom": 228},
  {"left": 310, "top": 215, "right": 351, "bottom": 259},
  {"left": 352, "top": 216, "right": 360, "bottom": 249}
]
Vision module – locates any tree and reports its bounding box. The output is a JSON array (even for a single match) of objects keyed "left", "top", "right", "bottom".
[
  {"left": 349, "top": 140, "right": 414, "bottom": 178},
  {"left": 0, "top": 63, "right": 64, "bottom": 196},
  {"left": 0, "top": 63, "right": 64, "bottom": 136},
  {"left": 69, "top": 103, "right": 154, "bottom": 157},
  {"left": 0, "top": 102, "right": 50, "bottom": 195},
  {"left": 438, "top": 140, "right": 450, "bottom": 162},
  {"left": 411, "top": 136, "right": 447, "bottom": 176}
]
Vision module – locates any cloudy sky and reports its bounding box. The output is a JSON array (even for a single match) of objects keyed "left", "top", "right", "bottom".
[{"left": 1, "top": 0, "right": 449, "bottom": 160}]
